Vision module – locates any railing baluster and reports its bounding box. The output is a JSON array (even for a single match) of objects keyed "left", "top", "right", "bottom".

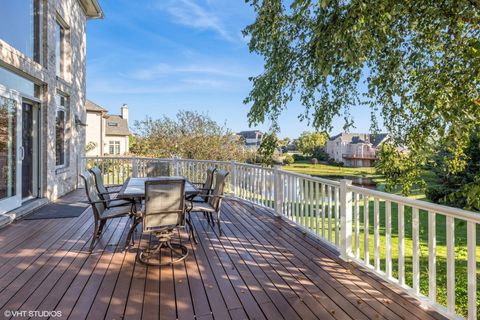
[
  {"left": 335, "top": 187, "right": 340, "bottom": 246},
  {"left": 309, "top": 180, "right": 314, "bottom": 232},
  {"left": 428, "top": 211, "right": 436, "bottom": 302},
  {"left": 446, "top": 215, "right": 455, "bottom": 314},
  {"left": 354, "top": 193, "right": 360, "bottom": 259},
  {"left": 364, "top": 195, "right": 369, "bottom": 264},
  {"left": 385, "top": 200, "right": 392, "bottom": 278},
  {"left": 398, "top": 204, "right": 405, "bottom": 286},
  {"left": 321, "top": 184, "right": 325, "bottom": 238},
  {"left": 328, "top": 185, "right": 332, "bottom": 242},
  {"left": 467, "top": 221, "right": 477, "bottom": 320},
  {"left": 295, "top": 177, "right": 300, "bottom": 224},
  {"left": 412, "top": 207, "right": 420, "bottom": 295},
  {"left": 374, "top": 197, "right": 380, "bottom": 271}
]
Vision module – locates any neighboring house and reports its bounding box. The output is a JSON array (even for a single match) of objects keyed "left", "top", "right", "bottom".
[
  {"left": 237, "top": 130, "right": 264, "bottom": 149},
  {"left": 0, "top": 1, "right": 102, "bottom": 220},
  {"left": 85, "top": 101, "right": 130, "bottom": 156},
  {"left": 325, "top": 133, "right": 389, "bottom": 167}
]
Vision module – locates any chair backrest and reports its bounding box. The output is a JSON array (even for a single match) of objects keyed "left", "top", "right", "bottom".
[
  {"left": 198, "top": 167, "right": 216, "bottom": 197},
  {"left": 80, "top": 171, "right": 105, "bottom": 220},
  {"left": 89, "top": 167, "right": 110, "bottom": 201},
  {"left": 145, "top": 161, "right": 170, "bottom": 177},
  {"left": 143, "top": 178, "right": 186, "bottom": 232},
  {"left": 209, "top": 170, "right": 229, "bottom": 211}
]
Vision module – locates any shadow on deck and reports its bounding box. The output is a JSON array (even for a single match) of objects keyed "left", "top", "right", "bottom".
[{"left": 0, "top": 190, "right": 446, "bottom": 320}]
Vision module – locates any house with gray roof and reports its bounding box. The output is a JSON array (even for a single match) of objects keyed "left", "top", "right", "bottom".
[
  {"left": 325, "top": 132, "right": 389, "bottom": 167},
  {"left": 237, "top": 130, "right": 264, "bottom": 150},
  {"left": 85, "top": 100, "right": 130, "bottom": 156}
]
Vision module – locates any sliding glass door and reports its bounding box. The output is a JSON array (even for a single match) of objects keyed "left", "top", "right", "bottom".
[{"left": 0, "top": 86, "right": 22, "bottom": 214}]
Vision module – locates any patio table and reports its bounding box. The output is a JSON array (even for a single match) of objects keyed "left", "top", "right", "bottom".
[
  {"left": 117, "top": 176, "right": 199, "bottom": 247},
  {"left": 117, "top": 176, "right": 198, "bottom": 199}
]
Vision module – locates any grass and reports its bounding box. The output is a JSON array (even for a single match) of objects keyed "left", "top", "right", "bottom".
[
  {"left": 283, "top": 161, "right": 378, "bottom": 178},
  {"left": 282, "top": 161, "right": 443, "bottom": 200}
]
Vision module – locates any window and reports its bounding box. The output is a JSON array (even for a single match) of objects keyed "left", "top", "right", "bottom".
[
  {"left": 55, "top": 94, "right": 68, "bottom": 166},
  {"left": 109, "top": 141, "right": 120, "bottom": 155},
  {"left": 107, "top": 122, "right": 118, "bottom": 127},
  {"left": 55, "top": 21, "right": 65, "bottom": 77},
  {"left": 0, "top": 0, "right": 42, "bottom": 62}
]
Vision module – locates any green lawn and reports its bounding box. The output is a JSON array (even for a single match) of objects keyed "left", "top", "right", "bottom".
[
  {"left": 282, "top": 161, "right": 442, "bottom": 200},
  {"left": 283, "top": 162, "right": 378, "bottom": 178}
]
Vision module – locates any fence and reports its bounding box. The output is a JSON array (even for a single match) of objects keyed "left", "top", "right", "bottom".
[{"left": 82, "top": 156, "right": 478, "bottom": 319}]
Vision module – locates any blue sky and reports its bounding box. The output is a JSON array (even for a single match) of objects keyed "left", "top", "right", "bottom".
[{"left": 86, "top": 0, "right": 377, "bottom": 138}]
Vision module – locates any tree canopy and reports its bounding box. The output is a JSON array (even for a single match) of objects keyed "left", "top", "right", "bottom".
[
  {"left": 244, "top": 0, "right": 480, "bottom": 190},
  {"left": 130, "top": 111, "right": 250, "bottom": 161},
  {"left": 296, "top": 131, "right": 328, "bottom": 156}
]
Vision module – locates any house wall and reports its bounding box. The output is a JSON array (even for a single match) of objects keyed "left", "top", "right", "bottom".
[
  {"left": 0, "top": 0, "right": 89, "bottom": 201},
  {"left": 85, "top": 111, "right": 103, "bottom": 156}
]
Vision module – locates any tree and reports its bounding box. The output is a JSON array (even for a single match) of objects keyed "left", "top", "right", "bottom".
[
  {"left": 244, "top": 0, "right": 480, "bottom": 192},
  {"left": 130, "top": 111, "right": 247, "bottom": 161},
  {"left": 296, "top": 131, "right": 328, "bottom": 156},
  {"left": 426, "top": 126, "right": 480, "bottom": 211},
  {"left": 257, "top": 132, "right": 279, "bottom": 165}
]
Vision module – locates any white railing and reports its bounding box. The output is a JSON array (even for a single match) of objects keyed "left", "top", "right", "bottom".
[{"left": 82, "top": 156, "right": 478, "bottom": 320}]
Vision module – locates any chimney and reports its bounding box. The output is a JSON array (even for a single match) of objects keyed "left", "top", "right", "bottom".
[{"left": 121, "top": 103, "right": 128, "bottom": 120}]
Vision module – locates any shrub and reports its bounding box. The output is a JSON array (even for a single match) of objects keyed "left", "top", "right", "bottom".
[
  {"left": 293, "top": 153, "right": 307, "bottom": 161},
  {"left": 283, "top": 154, "right": 294, "bottom": 165}
]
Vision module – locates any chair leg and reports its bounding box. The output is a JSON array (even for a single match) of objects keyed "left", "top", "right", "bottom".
[
  {"left": 98, "top": 220, "right": 106, "bottom": 235},
  {"left": 210, "top": 212, "right": 215, "bottom": 225},
  {"left": 186, "top": 211, "right": 198, "bottom": 244},
  {"left": 126, "top": 217, "right": 141, "bottom": 248},
  {"left": 90, "top": 220, "right": 99, "bottom": 252}
]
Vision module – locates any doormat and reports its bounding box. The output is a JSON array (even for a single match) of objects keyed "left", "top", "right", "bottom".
[{"left": 25, "top": 190, "right": 89, "bottom": 220}]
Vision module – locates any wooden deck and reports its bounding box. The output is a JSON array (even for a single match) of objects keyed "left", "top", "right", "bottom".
[{"left": 0, "top": 191, "right": 446, "bottom": 320}]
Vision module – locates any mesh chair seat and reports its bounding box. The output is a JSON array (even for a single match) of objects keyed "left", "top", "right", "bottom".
[{"left": 99, "top": 206, "right": 131, "bottom": 219}]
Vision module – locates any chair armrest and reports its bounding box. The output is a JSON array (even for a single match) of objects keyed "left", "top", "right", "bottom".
[
  {"left": 99, "top": 191, "right": 118, "bottom": 195},
  {"left": 198, "top": 194, "right": 224, "bottom": 200},
  {"left": 87, "top": 199, "right": 110, "bottom": 205}
]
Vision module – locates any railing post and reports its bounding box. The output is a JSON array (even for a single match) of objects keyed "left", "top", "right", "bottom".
[
  {"left": 230, "top": 161, "right": 237, "bottom": 196},
  {"left": 340, "top": 179, "right": 353, "bottom": 260},
  {"left": 132, "top": 155, "right": 138, "bottom": 178},
  {"left": 273, "top": 165, "right": 283, "bottom": 217},
  {"left": 173, "top": 156, "right": 180, "bottom": 176}
]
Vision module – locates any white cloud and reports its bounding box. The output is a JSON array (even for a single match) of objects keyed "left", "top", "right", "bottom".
[
  {"left": 161, "top": 0, "right": 235, "bottom": 41},
  {"left": 130, "top": 62, "right": 249, "bottom": 80}
]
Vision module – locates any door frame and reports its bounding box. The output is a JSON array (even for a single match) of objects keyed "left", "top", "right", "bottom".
[
  {"left": 0, "top": 85, "right": 22, "bottom": 214},
  {"left": 21, "top": 99, "right": 40, "bottom": 201}
]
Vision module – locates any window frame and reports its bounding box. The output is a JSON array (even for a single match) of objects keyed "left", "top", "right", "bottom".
[{"left": 109, "top": 141, "right": 121, "bottom": 155}]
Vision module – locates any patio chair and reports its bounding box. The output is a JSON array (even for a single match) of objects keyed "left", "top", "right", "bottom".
[
  {"left": 80, "top": 171, "right": 133, "bottom": 252},
  {"left": 90, "top": 167, "right": 135, "bottom": 207},
  {"left": 186, "top": 170, "right": 229, "bottom": 243},
  {"left": 138, "top": 178, "right": 188, "bottom": 266},
  {"left": 187, "top": 167, "right": 216, "bottom": 202}
]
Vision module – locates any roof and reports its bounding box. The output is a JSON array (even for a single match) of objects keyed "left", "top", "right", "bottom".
[
  {"left": 238, "top": 130, "right": 263, "bottom": 139},
  {"left": 329, "top": 132, "right": 389, "bottom": 147},
  {"left": 105, "top": 115, "right": 130, "bottom": 136},
  {"left": 78, "top": 0, "right": 103, "bottom": 19},
  {"left": 86, "top": 100, "right": 107, "bottom": 113}
]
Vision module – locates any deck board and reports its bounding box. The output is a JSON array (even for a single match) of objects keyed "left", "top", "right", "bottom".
[{"left": 0, "top": 190, "right": 447, "bottom": 320}]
